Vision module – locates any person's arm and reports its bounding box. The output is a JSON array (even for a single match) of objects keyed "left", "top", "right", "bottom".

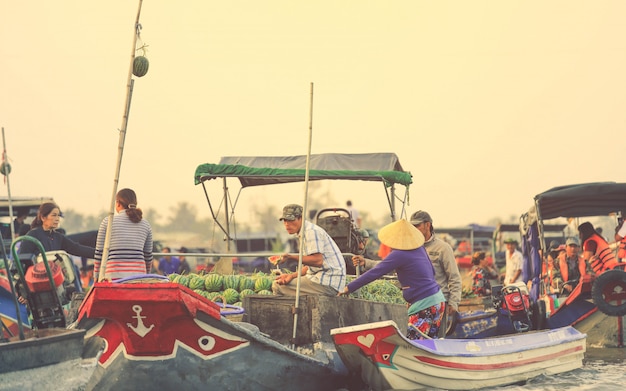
[
  {"left": 442, "top": 246, "right": 462, "bottom": 312},
  {"left": 510, "top": 269, "right": 522, "bottom": 284},
  {"left": 61, "top": 236, "right": 95, "bottom": 259},
  {"left": 275, "top": 266, "right": 309, "bottom": 285},
  {"left": 280, "top": 252, "right": 323, "bottom": 268},
  {"left": 578, "top": 257, "right": 587, "bottom": 277},
  {"left": 558, "top": 253, "right": 569, "bottom": 282}
]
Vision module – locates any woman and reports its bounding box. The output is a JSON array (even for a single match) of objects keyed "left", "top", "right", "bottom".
[
  {"left": 93, "top": 188, "right": 153, "bottom": 281},
  {"left": 18, "top": 202, "right": 95, "bottom": 270},
  {"left": 338, "top": 219, "right": 445, "bottom": 339},
  {"left": 470, "top": 251, "right": 497, "bottom": 296}
]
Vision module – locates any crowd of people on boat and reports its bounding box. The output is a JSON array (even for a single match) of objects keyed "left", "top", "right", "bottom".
[{"left": 5, "top": 190, "right": 626, "bottom": 341}]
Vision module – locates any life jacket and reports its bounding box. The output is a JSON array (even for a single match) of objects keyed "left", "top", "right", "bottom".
[
  {"left": 618, "top": 237, "right": 626, "bottom": 259},
  {"left": 584, "top": 233, "right": 618, "bottom": 273}
]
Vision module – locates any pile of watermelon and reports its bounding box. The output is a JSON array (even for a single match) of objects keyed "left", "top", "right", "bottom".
[{"left": 168, "top": 271, "right": 275, "bottom": 307}]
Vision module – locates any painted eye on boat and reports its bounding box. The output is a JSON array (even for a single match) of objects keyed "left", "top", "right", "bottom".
[
  {"left": 382, "top": 354, "right": 390, "bottom": 360},
  {"left": 198, "top": 336, "right": 216, "bottom": 351}
]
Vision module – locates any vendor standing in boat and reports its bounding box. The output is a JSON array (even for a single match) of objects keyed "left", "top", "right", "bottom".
[
  {"left": 18, "top": 202, "right": 95, "bottom": 270},
  {"left": 339, "top": 219, "right": 445, "bottom": 340},
  {"left": 93, "top": 188, "right": 153, "bottom": 281},
  {"left": 272, "top": 204, "right": 346, "bottom": 296},
  {"left": 503, "top": 237, "right": 523, "bottom": 286},
  {"left": 410, "top": 210, "right": 462, "bottom": 338}
]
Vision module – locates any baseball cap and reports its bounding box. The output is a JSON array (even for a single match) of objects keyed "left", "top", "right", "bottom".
[
  {"left": 410, "top": 210, "right": 432, "bottom": 225},
  {"left": 503, "top": 237, "right": 518, "bottom": 244},
  {"left": 566, "top": 237, "right": 580, "bottom": 247},
  {"left": 279, "top": 204, "right": 303, "bottom": 221}
]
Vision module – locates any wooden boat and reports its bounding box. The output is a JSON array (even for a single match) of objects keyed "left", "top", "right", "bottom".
[
  {"left": 331, "top": 320, "right": 586, "bottom": 391},
  {"left": 75, "top": 277, "right": 349, "bottom": 391}
]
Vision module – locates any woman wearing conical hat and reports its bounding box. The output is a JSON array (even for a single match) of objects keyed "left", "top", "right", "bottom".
[{"left": 338, "top": 219, "right": 445, "bottom": 339}]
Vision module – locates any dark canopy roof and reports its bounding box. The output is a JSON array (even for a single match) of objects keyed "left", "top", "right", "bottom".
[
  {"left": 0, "top": 197, "right": 54, "bottom": 217},
  {"left": 194, "top": 153, "right": 412, "bottom": 188},
  {"left": 533, "top": 182, "right": 626, "bottom": 220}
]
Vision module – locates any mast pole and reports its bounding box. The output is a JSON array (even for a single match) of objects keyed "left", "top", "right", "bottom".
[
  {"left": 292, "top": 82, "right": 314, "bottom": 345},
  {"left": 99, "top": 0, "right": 144, "bottom": 280}
]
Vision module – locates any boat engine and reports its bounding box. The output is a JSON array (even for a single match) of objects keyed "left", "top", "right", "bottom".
[
  {"left": 23, "top": 253, "right": 75, "bottom": 329},
  {"left": 492, "top": 282, "right": 533, "bottom": 333}
]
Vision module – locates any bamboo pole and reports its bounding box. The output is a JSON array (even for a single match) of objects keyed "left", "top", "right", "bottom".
[
  {"left": 1, "top": 128, "right": 16, "bottom": 241},
  {"left": 291, "top": 82, "right": 314, "bottom": 345},
  {"left": 99, "top": 0, "right": 143, "bottom": 280}
]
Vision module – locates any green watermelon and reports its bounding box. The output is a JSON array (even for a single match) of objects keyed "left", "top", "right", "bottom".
[
  {"left": 238, "top": 277, "right": 255, "bottom": 292},
  {"left": 223, "top": 275, "right": 241, "bottom": 291},
  {"left": 168, "top": 273, "right": 180, "bottom": 282},
  {"left": 222, "top": 288, "right": 240, "bottom": 304},
  {"left": 133, "top": 55, "right": 149, "bottom": 77},
  {"left": 177, "top": 275, "right": 190, "bottom": 287},
  {"left": 239, "top": 289, "right": 255, "bottom": 299},
  {"left": 204, "top": 274, "right": 223, "bottom": 292},
  {"left": 257, "top": 289, "right": 273, "bottom": 295},
  {"left": 188, "top": 275, "right": 205, "bottom": 290},
  {"left": 254, "top": 276, "right": 273, "bottom": 292}
]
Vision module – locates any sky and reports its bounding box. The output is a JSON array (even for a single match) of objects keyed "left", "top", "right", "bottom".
[{"left": 1, "top": 1, "right": 625, "bottom": 232}]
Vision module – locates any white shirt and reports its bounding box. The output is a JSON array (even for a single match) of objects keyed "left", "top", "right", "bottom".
[{"left": 504, "top": 249, "right": 524, "bottom": 285}]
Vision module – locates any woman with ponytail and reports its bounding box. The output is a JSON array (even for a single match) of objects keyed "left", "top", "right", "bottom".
[{"left": 93, "top": 188, "right": 153, "bottom": 281}]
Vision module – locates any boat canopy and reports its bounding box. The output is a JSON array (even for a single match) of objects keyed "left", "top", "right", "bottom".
[
  {"left": 533, "top": 182, "right": 626, "bottom": 221},
  {"left": 0, "top": 197, "right": 54, "bottom": 217},
  {"left": 194, "top": 153, "right": 412, "bottom": 188}
]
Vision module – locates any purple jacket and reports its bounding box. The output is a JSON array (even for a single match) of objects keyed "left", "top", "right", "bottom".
[{"left": 347, "top": 246, "right": 440, "bottom": 304}]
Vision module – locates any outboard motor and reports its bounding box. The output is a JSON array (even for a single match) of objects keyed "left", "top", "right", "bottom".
[
  {"left": 492, "top": 282, "right": 533, "bottom": 333},
  {"left": 24, "top": 261, "right": 67, "bottom": 328}
]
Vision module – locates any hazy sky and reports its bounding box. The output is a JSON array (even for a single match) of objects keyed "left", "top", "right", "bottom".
[{"left": 1, "top": 1, "right": 625, "bottom": 230}]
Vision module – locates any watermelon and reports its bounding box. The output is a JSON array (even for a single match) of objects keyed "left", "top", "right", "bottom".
[
  {"left": 222, "top": 288, "right": 240, "bottom": 304},
  {"left": 188, "top": 275, "right": 205, "bottom": 290},
  {"left": 168, "top": 273, "right": 180, "bottom": 282},
  {"left": 257, "top": 289, "right": 273, "bottom": 295},
  {"left": 239, "top": 289, "right": 255, "bottom": 299},
  {"left": 204, "top": 274, "right": 223, "bottom": 292},
  {"left": 193, "top": 289, "right": 205, "bottom": 297},
  {"left": 239, "top": 277, "right": 255, "bottom": 292},
  {"left": 133, "top": 55, "right": 149, "bottom": 77},
  {"left": 254, "top": 276, "right": 273, "bottom": 292},
  {"left": 205, "top": 291, "right": 220, "bottom": 301},
  {"left": 177, "top": 275, "right": 190, "bottom": 287},
  {"left": 223, "top": 275, "right": 241, "bottom": 291}
]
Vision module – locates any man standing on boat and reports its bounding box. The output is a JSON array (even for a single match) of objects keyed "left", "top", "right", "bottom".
[
  {"left": 503, "top": 238, "right": 524, "bottom": 286},
  {"left": 272, "top": 204, "right": 346, "bottom": 296},
  {"left": 410, "top": 210, "right": 462, "bottom": 338}
]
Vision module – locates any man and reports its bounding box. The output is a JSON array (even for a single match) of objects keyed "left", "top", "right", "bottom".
[
  {"left": 272, "top": 204, "right": 346, "bottom": 296},
  {"left": 557, "top": 237, "right": 587, "bottom": 292},
  {"left": 158, "top": 246, "right": 180, "bottom": 276},
  {"left": 503, "top": 238, "right": 523, "bottom": 285},
  {"left": 346, "top": 200, "right": 362, "bottom": 228},
  {"left": 410, "top": 210, "right": 462, "bottom": 338}
]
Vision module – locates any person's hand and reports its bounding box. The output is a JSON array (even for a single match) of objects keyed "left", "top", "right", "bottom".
[
  {"left": 17, "top": 295, "right": 27, "bottom": 305},
  {"left": 337, "top": 286, "right": 350, "bottom": 297},
  {"left": 352, "top": 255, "right": 365, "bottom": 267},
  {"left": 448, "top": 306, "right": 457, "bottom": 317},
  {"left": 275, "top": 273, "right": 294, "bottom": 285}
]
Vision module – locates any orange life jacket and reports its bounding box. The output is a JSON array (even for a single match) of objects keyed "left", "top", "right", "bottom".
[
  {"left": 618, "top": 237, "right": 626, "bottom": 259},
  {"left": 584, "top": 233, "right": 618, "bottom": 273}
]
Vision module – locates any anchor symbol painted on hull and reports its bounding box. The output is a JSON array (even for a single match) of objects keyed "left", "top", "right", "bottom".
[{"left": 127, "top": 304, "right": 155, "bottom": 337}]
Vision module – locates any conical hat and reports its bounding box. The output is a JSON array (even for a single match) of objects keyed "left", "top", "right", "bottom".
[{"left": 377, "top": 219, "right": 425, "bottom": 250}]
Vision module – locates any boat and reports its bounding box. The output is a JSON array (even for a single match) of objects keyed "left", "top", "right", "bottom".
[
  {"left": 75, "top": 276, "right": 349, "bottom": 391},
  {"left": 1, "top": 237, "right": 88, "bottom": 376},
  {"left": 331, "top": 320, "right": 586, "bottom": 391},
  {"left": 447, "top": 182, "right": 626, "bottom": 348},
  {"left": 68, "top": 152, "right": 414, "bottom": 390}
]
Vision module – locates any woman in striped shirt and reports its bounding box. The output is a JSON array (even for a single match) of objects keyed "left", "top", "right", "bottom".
[{"left": 94, "top": 188, "right": 153, "bottom": 281}]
